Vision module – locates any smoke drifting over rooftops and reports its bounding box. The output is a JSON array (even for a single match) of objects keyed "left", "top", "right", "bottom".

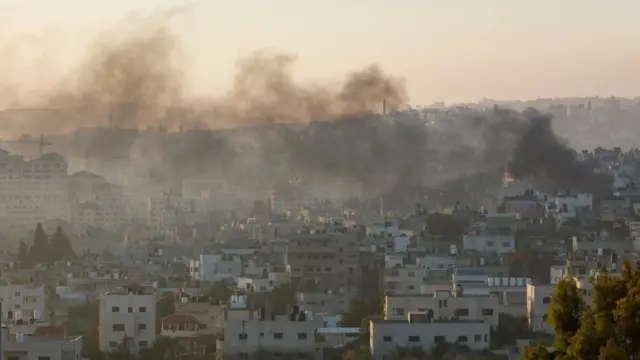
[
  {"left": 0, "top": 6, "right": 406, "bottom": 135},
  {"left": 0, "top": 6, "right": 612, "bottom": 207}
]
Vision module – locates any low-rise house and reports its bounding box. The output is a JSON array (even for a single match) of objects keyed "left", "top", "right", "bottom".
[
  {"left": 462, "top": 231, "right": 515, "bottom": 255},
  {"left": 216, "top": 305, "right": 323, "bottom": 360},
  {"left": 1, "top": 327, "right": 83, "bottom": 360},
  {"left": 296, "top": 291, "right": 355, "bottom": 314}
]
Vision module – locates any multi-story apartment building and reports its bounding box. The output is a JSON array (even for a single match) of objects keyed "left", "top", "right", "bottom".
[
  {"left": 526, "top": 283, "right": 555, "bottom": 334},
  {"left": 285, "top": 231, "right": 360, "bottom": 291},
  {"left": 383, "top": 265, "right": 427, "bottom": 295},
  {"left": 384, "top": 291, "right": 500, "bottom": 329},
  {"left": 99, "top": 286, "right": 156, "bottom": 354},
  {"left": 370, "top": 317, "right": 491, "bottom": 360},
  {"left": 217, "top": 306, "right": 323, "bottom": 360},
  {"left": 0, "top": 149, "right": 70, "bottom": 233},
  {"left": 0, "top": 282, "right": 46, "bottom": 321},
  {"left": 148, "top": 192, "right": 195, "bottom": 231}
]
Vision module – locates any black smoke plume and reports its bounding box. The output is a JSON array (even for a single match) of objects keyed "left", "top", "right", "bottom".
[{"left": 507, "top": 110, "right": 612, "bottom": 197}]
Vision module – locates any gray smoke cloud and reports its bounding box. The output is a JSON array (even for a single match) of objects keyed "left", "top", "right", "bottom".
[
  {"left": 0, "top": 6, "right": 406, "bottom": 136},
  {"left": 0, "top": 7, "right": 612, "bottom": 210}
]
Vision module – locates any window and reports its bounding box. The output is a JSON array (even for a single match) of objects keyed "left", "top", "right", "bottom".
[
  {"left": 15, "top": 292, "right": 20, "bottom": 297},
  {"left": 298, "top": 333, "right": 308, "bottom": 340},
  {"left": 454, "top": 308, "right": 469, "bottom": 317},
  {"left": 8, "top": 357, "right": 20, "bottom": 360},
  {"left": 109, "top": 341, "right": 118, "bottom": 348},
  {"left": 486, "top": 241, "right": 494, "bottom": 246},
  {"left": 128, "top": 307, "right": 133, "bottom": 313},
  {"left": 502, "top": 241, "right": 511, "bottom": 247},
  {"left": 482, "top": 308, "right": 494, "bottom": 316},
  {"left": 390, "top": 271, "right": 399, "bottom": 277},
  {"left": 475, "top": 334, "right": 482, "bottom": 342},
  {"left": 542, "top": 297, "right": 552, "bottom": 304},
  {"left": 392, "top": 308, "right": 405, "bottom": 316},
  {"left": 138, "top": 324, "right": 147, "bottom": 331},
  {"left": 37, "top": 357, "right": 51, "bottom": 360},
  {"left": 408, "top": 272, "right": 415, "bottom": 277},
  {"left": 238, "top": 333, "right": 248, "bottom": 340},
  {"left": 274, "top": 333, "right": 284, "bottom": 339},
  {"left": 238, "top": 353, "right": 249, "bottom": 359},
  {"left": 408, "top": 336, "right": 420, "bottom": 342},
  {"left": 139, "top": 307, "right": 147, "bottom": 313},
  {"left": 139, "top": 341, "right": 148, "bottom": 348},
  {"left": 458, "top": 336, "right": 468, "bottom": 342},
  {"left": 383, "top": 336, "right": 393, "bottom": 342},
  {"left": 111, "top": 306, "right": 120, "bottom": 313},
  {"left": 434, "top": 336, "right": 446, "bottom": 344},
  {"left": 543, "top": 314, "right": 549, "bottom": 322},
  {"left": 112, "top": 324, "right": 125, "bottom": 331}
]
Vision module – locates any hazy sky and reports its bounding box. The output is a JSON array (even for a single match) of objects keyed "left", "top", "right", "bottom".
[{"left": 2, "top": 0, "right": 640, "bottom": 105}]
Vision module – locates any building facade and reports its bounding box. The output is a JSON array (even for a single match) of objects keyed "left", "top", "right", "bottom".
[
  {"left": 99, "top": 287, "right": 156, "bottom": 354},
  {"left": 285, "top": 232, "right": 360, "bottom": 291}
]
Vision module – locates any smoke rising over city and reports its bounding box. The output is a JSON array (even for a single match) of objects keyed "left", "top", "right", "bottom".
[
  {"left": 0, "top": 6, "right": 406, "bottom": 135},
  {"left": 0, "top": 5, "right": 618, "bottom": 210}
]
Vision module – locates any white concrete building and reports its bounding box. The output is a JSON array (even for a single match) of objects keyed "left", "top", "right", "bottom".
[
  {"left": 191, "top": 254, "right": 243, "bottom": 282},
  {"left": 462, "top": 232, "right": 515, "bottom": 255},
  {"left": 0, "top": 283, "right": 45, "bottom": 321},
  {"left": 416, "top": 256, "right": 455, "bottom": 271},
  {"left": 148, "top": 192, "right": 194, "bottom": 231},
  {"left": 384, "top": 291, "right": 500, "bottom": 329},
  {"left": 526, "top": 283, "right": 555, "bottom": 334},
  {"left": 1, "top": 327, "right": 83, "bottom": 360},
  {"left": 236, "top": 277, "right": 274, "bottom": 293},
  {"left": 370, "top": 318, "right": 491, "bottom": 360},
  {"left": 384, "top": 265, "right": 427, "bottom": 294},
  {"left": 217, "top": 308, "right": 322, "bottom": 360},
  {"left": 366, "top": 223, "right": 400, "bottom": 238},
  {"left": 0, "top": 150, "right": 70, "bottom": 233},
  {"left": 99, "top": 286, "right": 156, "bottom": 354},
  {"left": 551, "top": 193, "right": 593, "bottom": 217}
]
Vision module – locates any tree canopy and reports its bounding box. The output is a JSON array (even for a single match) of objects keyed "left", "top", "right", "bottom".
[
  {"left": 27, "top": 224, "right": 76, "bottom": 265},
  {"left": 523, "top": 261, "right": 640, "bottom": 360}
]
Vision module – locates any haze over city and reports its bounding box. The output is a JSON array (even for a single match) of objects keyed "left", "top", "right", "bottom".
[
  {"left": 2, "top": 0, "right": 640, "bottom": 106},
  {"left": 0, "top": 2, "right": 640, "bottom": 360}
]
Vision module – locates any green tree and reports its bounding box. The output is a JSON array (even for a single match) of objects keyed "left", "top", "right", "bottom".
[
  {"left": 50, "top": 226, "right": 76, "bottom": 261},
  {"left": 342, "top": 295, "right": 383, "bottom": 328},
  {"left": 66, "top": 301, "right": 100, "bottom": 359},
  {"left": 547, "top": 277, "right": 585, "bottom": 352},
  {"left": 521, "top": 342, "right": 552, "bottom": 360},
  {"left": 208, "top": 280, "right": 233, "bottom": 303},
  {"left": 139, "top": 337, "right": 184, "bottom": 360},
  {"left": 343, "top": 346, "right": 372, "bottom": 360},
  {"left": 598, "top": 339, "right": 628, "bottom": 360},
  {"left": 17, "top": 240, "right": 29, "bottom": 268},
  {"left": 29, "top": 223, "right": 50, "bottom": 264},
  {"left": 524, "top": 260, "right": 640, "bottom": 360},
  {"left": 388, "top": 346, "right": 425, "bottom": 360},
  {"left": 156, "top": 294, "right": 175, "bottom": 334},
  {"left": 566, "top": 307, "right": 599, "bottom": 360}
]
